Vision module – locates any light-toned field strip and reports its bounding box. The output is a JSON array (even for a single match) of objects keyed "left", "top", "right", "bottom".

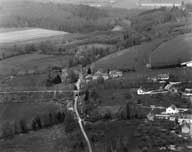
[
  {"left": 0, "top": 90, "right": 73, "bottom": 94},
  {"left": 0, "top": 28, "right": 68, "bottom": 44}
]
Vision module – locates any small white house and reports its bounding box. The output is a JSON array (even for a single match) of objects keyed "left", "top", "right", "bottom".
[
  {"left": 157, "top": 73, "right": 169, "bottom": 81},
  {"left": 85, "top": 74, "right": 93, "bottom": 83},
  {"left": 166, "top": 105, "right": 179, "bottom": 115},
  {"left": 109, "top": 70, "right": 123, "bottom": 78},
  {"left": 112, "top": 25, "right": 124, "bottom": 32}
]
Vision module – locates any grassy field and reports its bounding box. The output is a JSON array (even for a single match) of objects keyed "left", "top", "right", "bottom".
[
  {"left": 0, "top": 27, "right": 31, "bottom": 33},
  {"left": 151, "top": 33, "right": 192, "bottom": 67},
  {"left": 0, "top": 27, "right": 82, "bottom": 60},
  {"left": 93, "top": 32, "right": 192, "bottom": 74},
  {"left": 0, "top": 54, "right": 70, "bottom": 77},
  {"left": 0, "top": 102, "right": 62, "bottom": 123},
  {"left": 0, "top": 73, "right": 49, "bottom": 91},
  {"left": 92, "top": 39, "right": 166, "bottom": 71}
]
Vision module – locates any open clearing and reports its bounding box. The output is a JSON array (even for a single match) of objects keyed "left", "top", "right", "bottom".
[
  {"left": 0, "top": 28, "right": 68, "bottom": 45},
  {"left": 0, "top": 54, "right": 70, "bottom": 77}
]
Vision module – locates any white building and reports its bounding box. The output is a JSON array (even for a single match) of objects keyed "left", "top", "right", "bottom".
[
  {"left": 139, "top": 0, "right": 184, "bottom": 8},
  {"left": 112, "top": 25, "right": 124, "bottom": 32},
  {"left": 181, "top": 60, "right": 192, "bottom": 67},
  {"left": 166, "top": 105, "right": 179, "bottom": 115},
  {"left": 109, "top": 70, "right": 123, "bottom": 78}
]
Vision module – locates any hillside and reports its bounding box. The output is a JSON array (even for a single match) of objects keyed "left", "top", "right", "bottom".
[
  {"left": 93, "top": 33, "right": 192, "bottom": 72},
  {"left": 151, "top": 33, "right": 192, "bottom": 68},
  {"left": 92, "top": 39, "right": 166, "bottom": 71},
  {"left": 0, "top": 0, "right": 138, "bottom": 33}
]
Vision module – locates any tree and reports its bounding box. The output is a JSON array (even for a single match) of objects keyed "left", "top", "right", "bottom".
[{"left": 87, "top": 67, "right": 92, "bottom": 75}]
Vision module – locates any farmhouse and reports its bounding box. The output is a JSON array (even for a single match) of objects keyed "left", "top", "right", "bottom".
[
  {"left": 139, "top": 0, "right": 184, "bottom": 8},
  {"left": 93, "top": 71, "right": 109, "bottom": 80},
  {"left": 166, "top": 105, "right": 179, "bottom": 115},
  {"left": 109, "top": 70, "right": 123, "bottom": 78}
]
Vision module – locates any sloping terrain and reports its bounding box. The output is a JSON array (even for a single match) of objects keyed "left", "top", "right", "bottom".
[
  {"left": 93, "top": 30, "right": 192, "bottom": 71},
  {"left": 151, "top": 33, "right": 192, "bottom": 67},
  {"left": 93, "top": 39, "right": 166, "bottom": 71},
  {"left": 0, "top": 0, "right": 138, "bottom": 33},
  {"left": 0, "top": 54, "right": 69, "bottom": 77}
]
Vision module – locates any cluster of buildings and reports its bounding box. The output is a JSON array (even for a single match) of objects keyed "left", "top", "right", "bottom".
[
  {"left": 149, "top": 105, "right": 192, "bottom": 137},
  {"left": 85, "top": 70, "right": 123, "bottom": 83},
  {"left": 48, "top": 66, "right": 123, "bottom": 87},
  {"left": 147, "top": 73, "right": 170, "bottom": 82}
]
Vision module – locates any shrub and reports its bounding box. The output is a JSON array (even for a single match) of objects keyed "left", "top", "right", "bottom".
[
  {"left": 19, "top": 119, "right": 28, "bottom": 133},
  {"left": 103, "top": 112, "right": 112, "bottom": 120},
  {"left": 56, "top": 111, "right": 65, "bottom": 123},
  {"left": 31, "top": 115, "right": 42, "bottom": 131}
]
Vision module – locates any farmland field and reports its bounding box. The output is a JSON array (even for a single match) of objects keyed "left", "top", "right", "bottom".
[
  {"left": 0, "top": 102, "right": 62, "bottom": 123},
  {"left": 0, "top": 27, "right": 31, "bottom": 33},
  {"left": 0, "top": 54, "right": 70, "bottom": 77},
  {"left": 151, "top": 33, "right": 192, "bottom": 67},
  {"left": 92, "top": 39, "right": 166, "bottom": 71},
  {"left": 0, "top": 28, "right": 68, "bottom": 45}
]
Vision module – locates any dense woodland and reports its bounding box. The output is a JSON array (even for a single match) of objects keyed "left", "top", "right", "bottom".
[
  {"left": 0, "top": 1, "right": 188, "bottom": 33},
  {"left": 0, "top": 1, "right": 135, "bottom": 33}
]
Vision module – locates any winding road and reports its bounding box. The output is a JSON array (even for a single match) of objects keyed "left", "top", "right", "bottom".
[{"left": 74, "top": 91, "right": 93, "bottom": 152}]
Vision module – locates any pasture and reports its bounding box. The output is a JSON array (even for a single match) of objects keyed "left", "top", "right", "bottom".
[
  {"left": 151, "top": 33, "right": 192, "bottom": 68},
  {"left": 0, "top": 54, "right": 70, "bottom": 77},
  {"left": 0, "top": 102, "right": 61, "bottom": 123},
  {"left": 92, "top": 39, "right": 166, "bottom": 71}
]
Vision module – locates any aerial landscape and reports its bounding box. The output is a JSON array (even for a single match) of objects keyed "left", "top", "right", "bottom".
[{"left": 0, "top": 0, "right": 192, "bottom": 152}]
